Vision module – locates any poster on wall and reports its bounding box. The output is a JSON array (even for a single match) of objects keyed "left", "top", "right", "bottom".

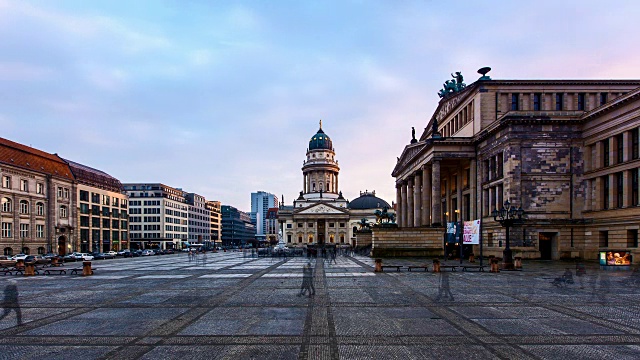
[
  {"left": 599, "top": 251, "right": 632, "bottom": 266},
  {"left": 463, "top": 220, "right": 480, "bottom": 244},
  {"left": 446, "top": 222, "right": 457, "bottom": 243}
]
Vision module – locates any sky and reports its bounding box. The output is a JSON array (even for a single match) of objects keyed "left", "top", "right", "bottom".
[{"left": 1, "top": 0, "right": 640, "bottom": 211}]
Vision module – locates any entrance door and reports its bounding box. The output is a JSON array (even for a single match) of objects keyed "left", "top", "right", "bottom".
[
  {"left": 58, "top": 236, "right": 67, "bottom": 255},
  {"left": 317, "top": 220, "right": 325, "bottom": 245},
  {"left": 539, "top": 233, "right": 554, "bottom": 260}
]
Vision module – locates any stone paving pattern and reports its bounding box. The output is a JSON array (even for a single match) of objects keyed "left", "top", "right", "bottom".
[{"left": 0, "top": 252, "right": 639, "bottom": 359}]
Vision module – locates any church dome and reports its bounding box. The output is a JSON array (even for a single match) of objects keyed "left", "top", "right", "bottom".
[
  {"left": 348, "top": 191, "right": 390, "bottom": 210},
  {"left": 309, "top": 127, "right": 333, "bottom": 151}
]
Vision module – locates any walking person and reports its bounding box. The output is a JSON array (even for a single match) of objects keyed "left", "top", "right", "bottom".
[
  {"left": 435, "top": 271, "right": 454, "bottom": 301},
  {"left": 297, "top": 262, "right": 315, "bottom": 297},
  {"left": 330, "top": 248, "right": 337, "bottom": 264},
  {"left": 0, "top": 282, "right": 23, "bottom": 326},
  {"left": 576, "top": 262, "right": 586, "bottom": 289}
]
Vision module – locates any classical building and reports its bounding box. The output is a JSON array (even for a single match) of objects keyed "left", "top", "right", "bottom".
[
  {"left": 266, "top": 207, "right": 279, "bottom": 243},
  {"left": 278, "top": 122, "right": 393, "bottom": 247},
  {"left": 186, "top": 193, "right": 210, "bottom": 245},
  {"left": 0, "top": 138, "right": 76, "bottom": 256},
  {"left": 221, "top": 205, "right": 255, "bottom": 247},
  {"left": 65, "top": 159, "right": 128, "bottom": 253},
  {"left": 386, "top": 69, "right": 640, "bottom": 262},
  {"left": 123, "top": 183, "right": 188, "bottom": 250},
  {"left": 250, "top": 191, "right": 278, "bottom": 241},
  {"left": 205, "top": 200, "right": 222, "bottom": 246}
]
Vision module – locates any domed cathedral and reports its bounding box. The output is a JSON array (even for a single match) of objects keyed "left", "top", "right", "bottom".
[{"left": 278, "top": 121, "right": 393, "bottom": 247}]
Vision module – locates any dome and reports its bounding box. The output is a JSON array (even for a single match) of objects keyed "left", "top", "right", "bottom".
[
  {"left": 309, "top": 128, "right": 333, "bottom": 151},
  {"left": 348, "top": 191, "right": 390, "bottom": 210}
]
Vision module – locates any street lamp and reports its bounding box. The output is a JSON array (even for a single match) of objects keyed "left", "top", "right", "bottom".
[{"left": 491, "top": 200, "right": 525, "bottom": 270}]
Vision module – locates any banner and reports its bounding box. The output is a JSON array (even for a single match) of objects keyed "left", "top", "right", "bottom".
[
  {"left": 446, "top": 222, "right": 458, "bottom": 243},
  {"left": 463, "top": 220, "right": 480, "bottom": 244}
]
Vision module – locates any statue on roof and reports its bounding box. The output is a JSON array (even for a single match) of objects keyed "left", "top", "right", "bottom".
[
  {"left": 410, "top": 127, "right": 417, "bottom": 144},
  {"left": 438, "top": 71, "right": 466, "bottom": 98}
]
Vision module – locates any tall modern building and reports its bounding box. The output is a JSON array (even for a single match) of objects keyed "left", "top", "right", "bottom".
[
  {"left": 123, "top": 183, "right": 188, "bottom": 250},
  {"left": 250, "top": 191, "right": 278, "bottom": 241},
  {"left": 206, "top": 200, "right": 222, "bottom": 246},
  {"left": 221, "top": 205, "right": 255, "bottom": 247},
  {"left": 186, "top": 193, "right": 210, "bottom": 245}
]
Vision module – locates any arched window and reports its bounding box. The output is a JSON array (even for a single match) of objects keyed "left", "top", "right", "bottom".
[
  {"left": 3, "top": 247, "right": 12, "bottom": 256},
  {"left": 340, "top": 235, "right": 345, "bottom": 243},
  {"left": 60, "top": 205, "right": 68, "bottom": 218},
  {"left": 36, "top": 202, "right": 45, "bottom": 216},
  {"left": 37, "top": 247, "right": 45, "bottom": 254},
  {"left": 308, "top": 235, "right": 313, "bottom": 243},
  {"left": 353, "top": 226, "right": 358, "bottom": 234},
  {"left": 312, "top": 183, "right": 316, "bottom": 191},
  {"left": 319, "top": 183, "right": 323, "bottom": 191},
  {"left": 1, "top": 198, "right": 11, "bottom": 212},
  {"left": 329, "top": 234, "right": 334, "bottom": 243},
  {"left": 22, "top": 247, "right": 30, "bottom": 255},
  {"left": 19, "top": 200, "right": 29, "bottom": 214},
  {"left": 298, "top": 235, "right": 302, "bottom": 243}
]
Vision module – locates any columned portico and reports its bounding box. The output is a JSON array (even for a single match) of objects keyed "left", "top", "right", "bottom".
[
  {"left": 407, "top": 177, "right": 414, "bottom": 227},
  {"left": 431, "top": 160, "right": 442, "bottom": 226},
  {"left": 400, "top": 182, "right": 408, "bottom": 227},
  {"left": 413, "top": 172, "right": 422, "bottom": 226},
  {"left": 422, "top": 165, "right": 431, "bottom": 226}
]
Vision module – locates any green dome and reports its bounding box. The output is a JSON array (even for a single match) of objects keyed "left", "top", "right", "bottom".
[{"left": 309, "top": 128, "right": 333, "bottom": 150}]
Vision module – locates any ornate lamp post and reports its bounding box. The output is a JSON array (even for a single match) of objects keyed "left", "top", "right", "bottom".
[{"left": 491, "top": 200, "right": 525, "bottom": 270}]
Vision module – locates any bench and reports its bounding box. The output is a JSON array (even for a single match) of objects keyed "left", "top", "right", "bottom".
[
  {"left": 407, "top": 265, "right": 429, "bottom": 272},
  {"left": 380, "top": 265, "right": 403, "bottom": 272},
  {"left": 44, "top": 269, "right": 66, "bottom": 275},
  {"left": 440, "top": 265, "right": 459, "bottom": 271},
  {"left": 462, "top": 265, "right": 486, "bottom": 272},
  {"left": 1, "top": 269, "right": 13, "bottom": 276},
  {"left": 70, "top": 268, "right": 95, "bottom": 275}
]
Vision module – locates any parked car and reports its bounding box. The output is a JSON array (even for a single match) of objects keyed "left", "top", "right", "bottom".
[
  {"left": 117, "top": 250, "right": 129, "bottom": 256},
  {"left": 141, "top": 250, "right": 154, "bottom": 256},
  {"left": 153, "top": 249, "right": 165, "bottom": 255},
  {"left": 107, "top": 251, "right": 117, "bottom": 257},
  {"left": 78, "top": 253, "right": 94, "bottom": 261},
  {"left": 11, "top": 254, "right": 28, "bottom": 261},
  {"left": 165, "top": 249, "right": 175, "bottom": 255}
]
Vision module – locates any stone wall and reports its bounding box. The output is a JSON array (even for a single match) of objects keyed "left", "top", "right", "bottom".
[
  {"left": 371, "top": 227, "right": 444, "bottom": 257},
  {"left": 354, "top": 231, "right": 372, "bottom": 248}
]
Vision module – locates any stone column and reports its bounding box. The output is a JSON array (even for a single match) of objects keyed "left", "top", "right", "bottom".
[
  {"left": 470, "top": 159, "right": 477, "bottom": 220},
  {"left": 584, "top": 179, "right": 592, "bottom": 211},
  {"left": 396, "top": 184, "right": 402, "bottom": 227},
  {"left": 414, "top": 172, "right": 422, "bottom": 227},
  {"left": 609, "top": 174, "right": 616, "bottom": 209},
  {"left": 623, "top": 170, "right": 632, "bottom": 208},
  {"left": 595, "top": 177, "right": 603, "bottom": 210},
  {"left": 400, "top": 182, "right": 408, "bottom": 228},
  {"left": 431, "top": 160, "right": 442, "bottom": 226},
  {"left": 407, "top": 177, "right": 414, "bottom": 227},
  {"left": 422, "top": 165, "right": 431, "bottom": 226},
  {"left": 457, "top": 167, "right": 463, "bottom": 221},
  {"left": 623, "top": 131, "right": 631, "bottom": 162}
]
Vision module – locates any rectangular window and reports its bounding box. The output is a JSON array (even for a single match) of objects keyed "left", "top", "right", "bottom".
[
  {"left": 36, "top": 183, "right": 44, "bottom": 194},
  {"left": 633, "top": 169, "right": 639, "bottom": 206},
  {"left": 511, "top": 93, "right": 519, "bottom": 111},
  {"left": 81, "top": 229, "right": 89, "bottom": 242},
  {"left": 298, "top": 223, "right": 303, "bottom": 228},
  {"left": 102, "top": 195, "right": 110, "bottom": 206},
  {"left": 92, "top": 217, "right": 100, "bottom": 227},
  {"left": 91, "top": 193, "right": 100, "bottom": 203},
  {"left": 80, "top": 203, "right": 90, "bottom": 214},
  {"left": 113, "top": 231, "right": 119, "bottom": 241},
  {"left": 533, "top": 93, "right": 541, "bottom": 111},
  {"left": 555, "top": 93, "right": 563, "bottom": 110},
  {"left": 58, "top": 187, "right": 63, "bottom": 198},
  {"left": 2, "top": 176, "right": 10, "bottom": 188},
  {"left": 329, "top": 223, "right": 335, "bottom": 227},
  {"left": 604, "top": 139, "right": 610, "bottom": 167},
  {"left": 1, "top": 222, "right": 11, "bottom": 238},
  {"left": 113, "top": 198, "right": 119, "bottom": 207},
  {"left": 287, "top": 234, "right": 292, "bottom": 242},
  {"left": 80, "top": 216, "right": 89, "bottom": 227},
  {"left": 339, "top": 223, "right": 345, "bottom": 227},
  {"left": 628, "top": 229, "right": 639, "bottom": 248},
  {"left": 20, "top": 179, "right": 28, "bottom": 192},
  {"left": 92, "top": 206, "right": 100, "bottom": 216},
  {"left": 112, "top": 220, "right": 119, "bottom": 229},
  {"left": 600, "top": 92, "right": 608, "bottom": 106},
  {"left": 103, "top": 230, "right": 110, "bottom": 242},
  {"left": 102, "top": 207, "right": 110, "bottom": 217},
  {"left": 36, "top": 224, "right": 44, "bottom": 238},
  {"left": 286, "top": 223, "right": 292, "bottom": 229},
  {"left": 617, "top": 172, "right": 624, "bottom": 208},
  {"left": 603, "top": 176, "right": 610, "bottom": 210},
  {"left": 20, "top": 223, "right": 29, "bottom": 238},
  {"left": 617, "top": 134, "right": 624, "bottom": 164},
  {"left": 632, "top": 128, "right": 639, "bottom": 160},
  {"left": 80, "top": 190, "right": 89, "bottom": 202},
  {"left": 577, "top": 93, "right": 585, "bottom": 110},
  {"left": 59, "top": 205, "right": 67, "bottom": 218},
  {"left": 600, "top": 231, "right": 609, "bottom": 248},
  {"left": 308, "top": 223, "right": 314, "bottom": 227},
  {"left": 63, "top": 188, "right": 69, "bottom": 199}
]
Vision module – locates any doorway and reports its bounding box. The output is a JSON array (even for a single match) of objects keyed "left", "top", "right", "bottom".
[
  {"left": 539, "top": 232, "right": 555, "bottom": 260},
  {"left": 317, "top": 220, "right": 325, "bottom": 245},
  {"left": 58, "top": 236, "right": 67, "bottom": 255}
]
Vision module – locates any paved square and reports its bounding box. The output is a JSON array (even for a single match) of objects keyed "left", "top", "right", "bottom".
[{"left": 0, "top": 252, "right": 639, "bottom": 359}]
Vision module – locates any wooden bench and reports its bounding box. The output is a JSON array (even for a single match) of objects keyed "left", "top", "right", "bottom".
[
  {"left": 440, "top": 265, "right": 459, "bottom": 271},
  {"left": 44, "top": 269, "right": 66, "bottom": 275},
  {"left": 407, "top": 265, "right": 429, "bottom": 272},
  {"left": 70, "top": 268, "right": 95, "bottom": 275},
  {"left": 462, "top": 265, "right": 486, "bottom": 272},
  {"left": 380, "top": 265, "right": 403, "bottom": 272}
]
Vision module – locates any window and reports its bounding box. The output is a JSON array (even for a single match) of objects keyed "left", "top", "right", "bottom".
[
  {"left": 1, "top": 198, "right": 11, "bottom": 212},
  {"left": 339, "top": 223, "right": 345, "bottom": 227},
  {"left": 60, "top": 205, "right": 68, "bottom": 218},
  {"left": 628, "top": 230, "right": 639, "bottom": 248},
  {"left": 92, "top": 206, "right": 100, "bottom": 216},
  {"left": 577, "top": 93, "right": 585, "bottom": 110},
  {"left": 103, "top": 230, "right": 110, "bottom": 242},
  {"left": 298, "top": 235, "right": 302, "bottom": 243},
  {"left": 617, "top": 134, "right": 624, "bottom": 164},
  {"left": 287, "top": 234, "right": 292, "bottom": 243},
  {"left": 555, "top": 93, "right": 563, "bottom": 110},
  {"left": 298, "top": 223, "right": 303, "bottom": 228},
  {"left": 63, "top": 188, "right": 69, "bottom": 199},
  {"left": 36, "top": 202, "right": 44, "bottom": 216},
  {"left": 20, "top": 200, "right": 29, "bottom": 214},
  {"left": 1, "top": 223, "right": 11, "bottom": 238},
  {"left": 102, "top": 207, "right": 110, "bottom": 216},
  {"left": 20, "top": 223, "right": 29, "bottom": 238},
  {"left": 633, "top": 169, "right": 639, "bottom": 207},
  {"left": 617, "top": 172, "right": 624, "bottom": 208},
  {"left": 80, "top": 203, "right": 89, "bottom": 214},
  {"left": 533, "top": 93, "right": 541, "bottom": 111},
  {"left": 599, "top": 231, "right": 609, "bottom": 247},
  {"left": 80, "top": 190, "right": 89, "bottom": 202},
  {"left": 604, "top": 139, "right": 610, "bottom": 167},
  {"left": 80, "top": 216, "right": 89, "bottom": 227},
  {"left": 308, "top": 223, "right": 313, "bottom": 227},
  {"left": 36, "top": 224, "right": 44, "bottom": 238},
  {"left": 92, "top": 217, "right": 100, "bottom": 227},
  {"left": 511, "top": 94, "right": 519, "bottom": 111},
  {"left": 329, "top": 222, "right": 335, "bottom": 227},
  {"left": 113, "top": 198, "right": 119, "bottom": 207},
  {"left": 112, "top": 220, "right": 119, "bottom": 229},
  {"left": 57, "top": 187, "right": 63, "bottom": 198},
  {"left": 36, "top": 183, "right": 44, "bottom": 194},
  {"left": 600, "top": 92, "right": 608, "bottom": 106},
  {"left": 632, "top": 128, "right": 639, "bottom": 160},
  {"left": 603, "top": 176, "right": 610, "bottom": 210},
  {"left": 91, "top": 193, "right": 100, "bottom": 203},
  {"left": 2, "top": 176, "right": 10, "bottom": 188},
  {"left": 102, "top": 195, "right": 110, "bottom": 205},
  {"left": 20, "top": 179, "right": 28, "bottom": 192}
]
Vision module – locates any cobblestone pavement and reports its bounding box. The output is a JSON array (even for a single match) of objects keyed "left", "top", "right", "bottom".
[{"left": 0, "top": 252, "right": 639, "bottom": 359}]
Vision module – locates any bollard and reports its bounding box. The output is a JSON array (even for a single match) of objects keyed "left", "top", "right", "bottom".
[
  {"left": 374, "top": 258, "right": 383, "bottom": 272},
  {"left": 432, "top": 259, "right": 441, "bottom": 273},
  {"left": 82, "top": 261, "right": 93, "bottom": 276},
  {"left": 51, "top": 257, "right": 59, "bottom": 266},
  {"left": 514, "top": 257, "right": 522, "bottom": 270},
  {"left": 24, "top": 262, "right": 35, "bottom": 276},
  {"left": 469, "top": 253, "right": 475, "bottom": 263},
  {"left": 490, "top": 258, "right": 500, "bottom": 273},
  {"left": 16, "top": 259, "right": 25, "bottom": 268}
]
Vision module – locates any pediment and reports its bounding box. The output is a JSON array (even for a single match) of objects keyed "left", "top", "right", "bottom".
[
  {"left": 295, "top": 203, "right": 348, "bottom": 214},
  {"left": 392, "top": 142, "right": 427, "bottom": 177}
]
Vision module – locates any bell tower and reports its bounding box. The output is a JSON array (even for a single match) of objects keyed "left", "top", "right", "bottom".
[{"left": 302, "top": 120, "right": 340, "bottom": 199}]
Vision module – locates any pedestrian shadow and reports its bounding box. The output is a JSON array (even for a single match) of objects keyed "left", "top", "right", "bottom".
[
  {"left": 435, "top": 271, "right": 454, "bottom": 302},
  {"left": 0, "top": 281, "right": 23, "bottom": 326}
]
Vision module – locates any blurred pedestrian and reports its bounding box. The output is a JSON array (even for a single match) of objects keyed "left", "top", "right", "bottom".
[{"left": 0, "top": 282, "right": 22, "bottom": 326}]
